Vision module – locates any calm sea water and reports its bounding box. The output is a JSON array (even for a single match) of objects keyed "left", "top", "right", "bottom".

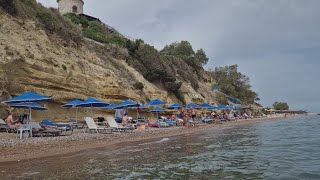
[{"left": 1, "top": 116, "right": 320, "bottom": 179}]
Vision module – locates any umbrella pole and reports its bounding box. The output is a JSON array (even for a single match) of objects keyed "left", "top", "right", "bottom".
[
  {"left": 29, "top": 106, "right": 32, "bottom": 137},
  {"left": 91, "top": 104, "right": 93, "bottom": 118},
  {"left": 76, "top": 107, "right": 78, "bottom": 121},
  {"left": 137, "top": 107, "right": 139, "bottom": 120}
]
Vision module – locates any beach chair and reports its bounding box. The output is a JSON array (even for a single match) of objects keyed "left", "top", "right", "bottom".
[
  {"left": 84, "top": 117, "right": 112, "bottom": 134},
  {"left": 148, "top": 122, "right": 161, "bottom": 128},
  {"left": 202, "top": 118, "right": 214, "bottom": 124},
  {"left": 31, "top": 122, "right": 63, "bottom": 137},
  {"left": 106, "top": 117, "right": 134, "bottom": 133},
  {"left": 69, "top": 119, "right": 85, "bottom": 129},
  {"left": 0, "top": 118, "right": 15, "bottom": 133},
  {"left": 40, "top": 120, "right": 73, "bottom": 136}
]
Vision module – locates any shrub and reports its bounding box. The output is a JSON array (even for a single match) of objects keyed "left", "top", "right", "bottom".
[
  {"left": 133, "top": 82, "right": 144, "bottom": 90},
  {"left": 0, "top": 0, "right": 18, "bottom": 15},
  {"left": 36, "top": 11, "right": 56, "bottom": 32},
  {"left": 174, "top": 90, "right": 186, "bottom": 105},
  {"left": 164, "top": 81, "right": 182, "bottom": 92},
  {"left": 61, "top": 64, "right": 67, "bottom": 71}
]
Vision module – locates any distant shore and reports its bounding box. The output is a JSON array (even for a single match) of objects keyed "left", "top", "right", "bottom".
[{"left": 0, "top": 115, "right": 309, "bottom": 163}]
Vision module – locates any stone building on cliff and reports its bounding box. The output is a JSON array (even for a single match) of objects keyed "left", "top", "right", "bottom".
[
  {"left": 57, "top": 0, "right": 84, "bottom": 15},
  {"left": 57, "top": 0, "right": 120, "bottom": 35}
]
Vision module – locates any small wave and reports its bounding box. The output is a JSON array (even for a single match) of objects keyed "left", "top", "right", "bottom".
[
  {"left": 16, "top": 172, "right": 40, "bottom": 178},
  {"left": 139, "top": 138, "right": 170, "bottom": 145}
]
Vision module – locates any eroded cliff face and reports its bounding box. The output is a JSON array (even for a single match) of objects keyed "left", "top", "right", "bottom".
[{"left": 0, "top": 13, "right": 216, "bottom": 121}]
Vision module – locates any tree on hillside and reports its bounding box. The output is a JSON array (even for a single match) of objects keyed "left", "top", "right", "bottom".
[
  {"left": 211, "top": 64, "right": 259, "bottom": 105},
  {"left": 161, "top": 41, "right": 194, "bottom": 57},
  {"left": 160, "top": 41, "right": 209, "bottom": 70},
  {"left": 194, "top": 48, "right": 209, "bottom": 66},
  {"left": 273, "top": 102, "right": 289, "bottom": 110}
]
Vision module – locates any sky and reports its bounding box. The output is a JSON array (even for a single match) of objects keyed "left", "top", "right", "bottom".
[{"left": 37, "top": 0, "right": 320, "bottom": 112}]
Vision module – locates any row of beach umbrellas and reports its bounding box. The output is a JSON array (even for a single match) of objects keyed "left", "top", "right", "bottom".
[{"left": 1, "top": 92, "right": 241, "bottom": 136}]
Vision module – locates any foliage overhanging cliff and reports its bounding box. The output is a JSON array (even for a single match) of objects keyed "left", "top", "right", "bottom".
[{"left": 0, "top": 0, "right": 259, "bottom": 108}]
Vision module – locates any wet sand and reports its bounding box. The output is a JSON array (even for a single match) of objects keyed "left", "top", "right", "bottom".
[{"left": 0, "top": 116, "right": 304, "bottom": 163}]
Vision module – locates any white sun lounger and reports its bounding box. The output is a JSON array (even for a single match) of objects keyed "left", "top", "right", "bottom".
[
  {"left": 84, "top": 117, "right": 112, "bottom": 134},
  {"left": 106, "top": 117, "right": 134, "bottom": 133}
]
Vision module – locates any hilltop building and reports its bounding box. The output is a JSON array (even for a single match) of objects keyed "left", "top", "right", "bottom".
[
  {"left": 57, "top": 0, "right": 121, "bottom": 35},
  {"left": 57, "top": 0, "right": 84, "bottom": 15}
]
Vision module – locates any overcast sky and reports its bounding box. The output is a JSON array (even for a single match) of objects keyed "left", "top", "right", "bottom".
[{"left": 38, "top": 0, "right": 320, "bottom": 112}]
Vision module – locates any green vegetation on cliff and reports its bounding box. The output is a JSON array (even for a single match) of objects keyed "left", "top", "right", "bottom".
[
  {"left": 0, "top": 0, "right": 259, "bottom": 105},
  {"left": 0, "top": 0, "right": 82, "bottom": 45},
  {"left": 210, "top": 65, "right": 259, "bottom": 105}
]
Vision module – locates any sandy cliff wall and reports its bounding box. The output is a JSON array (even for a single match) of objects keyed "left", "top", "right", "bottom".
[{"left": 0, "top": 13, "right": 216, "bottom": 121}]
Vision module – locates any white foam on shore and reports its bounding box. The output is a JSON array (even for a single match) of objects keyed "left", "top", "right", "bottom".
[
  {"left": 16, "top": 172, "right": 41, "bottom": 178},
  {"left": 139, "top": 138, "right": 170, "bottom": 146}
]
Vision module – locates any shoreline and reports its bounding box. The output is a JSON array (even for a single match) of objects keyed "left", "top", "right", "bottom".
[{"left": 0, "top": 115, "right": 307, "bottom": 163}]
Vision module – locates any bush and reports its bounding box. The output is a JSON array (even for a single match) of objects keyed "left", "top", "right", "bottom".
[
  {"left": 61, "top": 64, "right": 67, "bottom": 71},
  {"left": 164, "top": 81, "right": 182, "bottom": 92},
  {"left": 36, "top": 11, "right": 56, "bottom": 32},
  {"left": 174, "top": 90, "right": 186, "bottom": 105},
  {"left": 133, "top": 82, "right": 144, "bottom": 90},
  {"left": 0, "top": 0, "right": 18, "bottom": 15}
]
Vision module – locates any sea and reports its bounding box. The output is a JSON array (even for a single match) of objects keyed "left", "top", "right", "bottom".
[{"left": 1, "top": 116, "right": 320, "bottom": 179}]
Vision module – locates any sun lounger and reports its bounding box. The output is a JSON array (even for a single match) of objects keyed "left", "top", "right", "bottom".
[
  {"left": 84, "top": 117, "right": 112, "bottom": 134},
  {"left": 0, "top": 118, "right": 15, "bottom": 133},
  {"left": 160, "top": 121, "right": 168, "bottom": 128},
  {"left": 148, "top": 122, "right": 161, "bottom": 128},
  {"left": 69, "top": 119, "right": 85, "bottom": 129},
  {"left": 165, "top": 120, "right": 177, "bottom": 126},
  {"left": 30, "top": 122, "right": 61, "bottom": 137},
  {"left": 202, "top": 118, "right": 214, "bottom": 124},
  {"left": 40, "top": 120, "right": 73, "bottom": 136},
  {"left": 106, "top": 117, "right": 134, "bottom": 133},
  {"left": 137, "top": 117, "right": 149, "bottom": 124}
]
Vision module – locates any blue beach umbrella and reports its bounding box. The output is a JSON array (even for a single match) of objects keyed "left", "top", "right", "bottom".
[
  {"left": 117, "top": 100, "right": 140, "bottom": 108},
  {"left": 233, "top": 106, "right": 241, "bottom": 110},
  {"left": 76, "top": 98, "right": 109, "bottom": 117},
  {"left": 150, "top": 108, "right": 166, "bottom": 119},
  {"left": 62, "top": 100, "right": 83, "bottom": 108},
  {"left": 62, "top": 100, "right": 83, "bottom": 121},
  {"left": 207, "top": 106, "right": 218, "bottom": 111},
  {"left": 199, "top": 103, "right": 212, "bottom": 109},
  {"left": 225, "top": 106, "right": 234, "bottom": 110},
  {"left": 102, "top": 103, "right": 118, "bottom": 110},
  {"left": 10, "top": 102, "right": 47, "bottom": 111},
  {"left": 216, "top": 105, "right": 228, "bottom": 111},
  {"left": 146, "top": 99, "right": 166, "bottom": 107},
  {"left": 76, "top": 98, "right": 109, "bottom": 108},
  {"left": 168, "top": 103, "right": 183, "bottom": 110},
  {"left": 150, "top": 108, "right": 166, "bottom": 112},
  {"left": 186, "top": 103, "right": 199, "bottom": 109},
  {"left": 2, "top": 92, "right": 53, "bottom": 137},
  {"left": 2, "top": 92, "right": 53, "bottom": 104}
]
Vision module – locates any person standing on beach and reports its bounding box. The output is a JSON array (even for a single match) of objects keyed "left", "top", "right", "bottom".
[
  {"left": 191, "top": 108, "right": 197, "bottom": 120},
  {"left": 181, "top": 106, "right": 189, "bottom": 127}
]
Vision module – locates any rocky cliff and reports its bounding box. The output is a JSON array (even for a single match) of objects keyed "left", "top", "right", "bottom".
[{"left": 0, "top": 12, "right": 217, "bottom": 121}]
